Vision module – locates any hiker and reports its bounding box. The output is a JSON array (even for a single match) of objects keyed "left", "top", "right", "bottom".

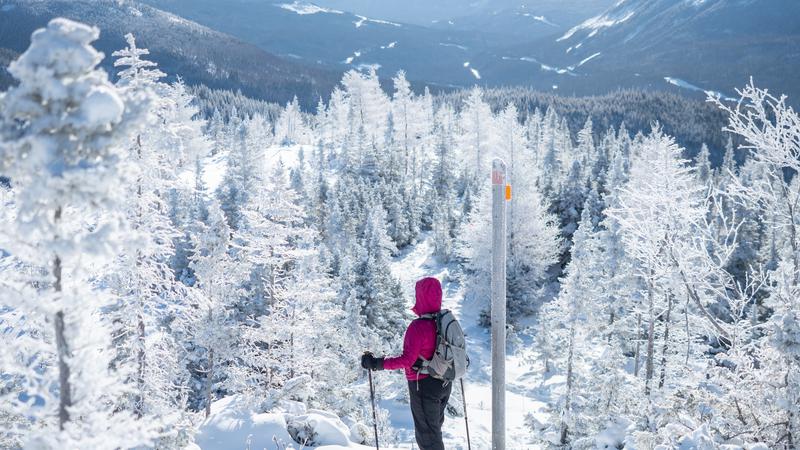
[{"left": 361, "top": 277, "right": 452, "bottom": 450}]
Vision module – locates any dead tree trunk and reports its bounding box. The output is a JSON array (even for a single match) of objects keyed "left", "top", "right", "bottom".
[
  {"left": 671, "top": 254, "right": 730, "bottom": 344},
  {"left": 559, "top": 323, "right": 576, "bottom": 446},
  {"left": 608, "top": 309, "right": 615, "bottom": 343},
  {"left": 645, "top": 282, "right": 656, "bottom": 396},
  {"left": 634, "top": 313, "right": 642, "bottom": 377},
  {"left": 684, "top": 298, "right": 691, "bottom": 365},
  {"left": 205, "top": 347, "right": 215, "bottom": 419},
  {"left": 134, "top": 135, "right": 146, "bottom": 418},
  {"left": 205, "top": 307, "right": 215, "bottom": 419},
  {"left": 135, "top": 311, "right": 146, "bottom": 418},
  {"left": 658, "top": 292, "right": 673, "bottom": 389},
  {"left": 289, "top": 307, "right": 295, "bottom": 379},
  {"left": 55, "top": 300, "right": 71, "bottom": 428},
  {"left": 53, "top": 207, "right": 72, "bottom": 430}
]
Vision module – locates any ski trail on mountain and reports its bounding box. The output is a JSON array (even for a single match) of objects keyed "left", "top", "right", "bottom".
[{"left": 386, "top": 233, "right": 551, "bottom": 449}]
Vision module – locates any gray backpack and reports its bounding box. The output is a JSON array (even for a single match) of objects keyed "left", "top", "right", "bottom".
[{"left": 417, "top": 309, "right": 468, "bottom": 382}]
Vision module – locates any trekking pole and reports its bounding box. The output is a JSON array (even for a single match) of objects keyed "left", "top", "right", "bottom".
[
  {"left": 368, "top": 369, "right": 380, "bottom": 450},
  {"left": 460, "top": 378, "right": 472, "bottom": 450}
]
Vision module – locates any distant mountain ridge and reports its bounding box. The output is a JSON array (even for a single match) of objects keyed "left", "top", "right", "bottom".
[
  {"left": 1, "top": 0, "right": 797, "bottom": 108},
  {"left": 141, "top": 0, "right": 504, "bottom": 87},
  {"left": 0, "top": 0, "right": 342, "bottom": 108},
  {"left": 497, "top": 0, "right": 800, "bottom": 101}
]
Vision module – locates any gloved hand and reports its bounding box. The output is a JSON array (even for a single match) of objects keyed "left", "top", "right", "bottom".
[{"left": 361, "top": 352, "right": 384, "bottom": 371}]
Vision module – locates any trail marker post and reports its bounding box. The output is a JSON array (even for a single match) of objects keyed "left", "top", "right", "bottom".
[{"left": 491, "top": 158, "right": 508, "bottom": 450}]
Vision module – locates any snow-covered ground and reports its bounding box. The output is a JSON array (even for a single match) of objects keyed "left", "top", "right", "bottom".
[
  {"left": 353, "top": 15, "right": 402, "bottom": 29},
  {"left": 192, "top": 396, "right": 380, "bottom": 450},
  {"left": 381, "top": 234, "right": 552, "bottom": 449},
  {"left": 664, "top": 77, "right": 736, "bottom": 101},
  {"left": 180, "top": 144, "right": 307, "bottom": 193},
  {"left": 277, "top": 1, "right": 343, "bottom": 16},
  {"left": 518, "top": 13, "right": 559, "bottom": 28},
  {"left": 559, "top": 9, "right": 636, "bottom": 42},
  {"left": 439, "top": 42, "right": 468, "bottom": 51}
]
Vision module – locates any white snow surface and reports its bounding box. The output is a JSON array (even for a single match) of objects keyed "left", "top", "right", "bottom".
[
  {"left": 277, "top": 1, "right": 343, "bottom": 15},
  {"left": 506, "top": 56, "right": 577, "bottom": 77},
  {"left": 519, "top": 13, "right": 558, "bottom": 27},
  {"left": 664, "top": 77, "right": 736, "bottom": 101},
  {"left": 558, "top": 9, "right": 635, "bottom": 41},
  {"left": 439, "top": 42, "right": 468, "bottom": 51},
  {"left": 577, "top": 52, "right": 602, "bottom": 67},
  {"left": 354, "top": 15, "right": 401, "bottom": 28},
  {"left": 180, "top": 144, "right": 305, "bottom": 193},
  {"left": 193, "top": 396, "right": 378, "bottom": 449},
  {"left": 80, "top": 85, "right": 124, "bottom": 127}
]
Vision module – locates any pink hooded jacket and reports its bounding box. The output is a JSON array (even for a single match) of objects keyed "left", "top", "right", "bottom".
[{"left": 383, "top": 277, "right": 442, "bottom": 381}]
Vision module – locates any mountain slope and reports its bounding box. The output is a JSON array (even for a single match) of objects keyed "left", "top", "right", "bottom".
[
  {"left": 0, "top": 0, "right": 342, "bottom": 107},
  {"left": 142, "top": 0, "right": 500, "bottom": 88},
  {"left": 143, "top": 0, "right": 618, "bottom": 88},
  {"left": 488, "top": 0, "right": 800, "bottom": 101},
  {"left": 430, "top": 0, "right": 616, "bottom": 45}
]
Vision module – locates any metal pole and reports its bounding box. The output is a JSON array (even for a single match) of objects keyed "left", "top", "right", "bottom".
[
  {"left": 460, "top": 378, "right": 472, "bottom": 450},
  {"left": 491, "top": 158, "right": 507, "bottom": 450},
  {"left": 368, "top": 369, "right": 379, "bottom": 450}
]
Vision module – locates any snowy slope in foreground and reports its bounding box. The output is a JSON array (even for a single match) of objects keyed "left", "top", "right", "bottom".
[{"left": 191, "top": 396, "right": 386, "bottom": 449}]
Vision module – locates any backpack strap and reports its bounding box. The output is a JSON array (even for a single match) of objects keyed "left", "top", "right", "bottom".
[
  {"left": 412, "top": 357, "right": 431, "bottom": 375},
  {"left": 412, "top": 312, "right": 440, "bottom": 376}
]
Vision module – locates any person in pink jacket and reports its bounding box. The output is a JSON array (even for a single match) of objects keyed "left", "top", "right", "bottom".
[{"left": 361, "top": 277, "right": 452, "bottom": 450}]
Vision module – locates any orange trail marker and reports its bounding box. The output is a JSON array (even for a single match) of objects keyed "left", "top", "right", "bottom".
[{"left": 505, "top": 184, "right": 512, "bottom": 201}]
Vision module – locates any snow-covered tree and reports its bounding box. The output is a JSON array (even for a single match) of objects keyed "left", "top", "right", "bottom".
[
  {"left": 105, "top": 35, "right": 208, "bottom": 442},
  {"left": 710, "top": 83, "right": 800, "bottom": 448},
  {"left": 217, "top": 120, "right": 261, "bottom": 229},
  {"left": 457, "top": 87, "right": 495, "bottom": 184},
  {"left": 608, "top": 126, "right": 732, "bottom": 398},
  {"left": 276, "top": 96, "right": 309, "bottom": 145},
  {"left": 0, "top": 18, "right": 156, "bottom": 448},
  {"left": 460, "top": 158, "right": 561, "bottom": 322},
  {"left": 190, "top": 199, "right": 241, "bottom": 417}
]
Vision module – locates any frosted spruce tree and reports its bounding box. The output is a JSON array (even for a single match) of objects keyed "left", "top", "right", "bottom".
[
  {"left": 189, "top": 199, "right": 241, "bottom": 418},
  {"left": 538, "top": 206, "right": 604, "bottom": 447},
  {"left": 275, "top": 96, "right": 309, "bottom": 145},
  {"left": 457, "top": 87, "right": 496, "bottom": 186},
  {"left": 460, "top": 105, "right": 561, "bottom": 323},
  {"left": 710, "top": 83, "right": 800, "bottom": 448},
  {"left": 107, "top": 33, "right": 205, "bottom": 445},
  {"left": 0, "top": 19, "right": 156, "bottom": 448},
  {"left": 608, "top": 126, "right": 735, "bottom": 411},
  {"left": 217, "top": 120, "right": 260, "bottom": 230},
  {"left": 430, "top": 103, "right": 460, "bottom": 262}
]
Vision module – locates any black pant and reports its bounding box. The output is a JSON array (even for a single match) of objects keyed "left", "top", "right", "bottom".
[{"left": 408, "top": 377, "right": 452, "bottom": 450}]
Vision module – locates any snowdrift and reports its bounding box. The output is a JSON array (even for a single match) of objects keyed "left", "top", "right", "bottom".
[{"left": 190, "top": 396, "right": 382, "bottom": 449}]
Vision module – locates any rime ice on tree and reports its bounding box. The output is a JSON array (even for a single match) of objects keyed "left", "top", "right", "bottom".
[{"left": 0, "top": 18, "right": 153, "bottom": 449}]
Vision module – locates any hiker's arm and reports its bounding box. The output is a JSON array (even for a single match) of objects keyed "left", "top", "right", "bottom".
[{"left": 383, "top": 322, "right": 421, "bottom": 370}]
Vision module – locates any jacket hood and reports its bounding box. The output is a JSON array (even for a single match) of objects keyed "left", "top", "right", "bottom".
[{"left": 411, "top": 277, "right": 442, "bottom": 316}]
